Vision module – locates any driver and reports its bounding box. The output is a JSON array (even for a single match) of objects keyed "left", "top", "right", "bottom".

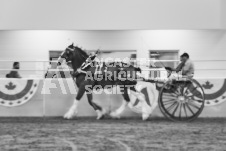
[{"left": 166, "top": 53, "right": 194, "bottom": 78}]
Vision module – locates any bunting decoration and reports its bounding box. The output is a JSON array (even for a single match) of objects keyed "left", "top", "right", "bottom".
[{"left": 0, "top": 79, "right": 39, "bottom": 107}]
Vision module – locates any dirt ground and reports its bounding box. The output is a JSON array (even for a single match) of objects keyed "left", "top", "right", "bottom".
[{"left": 0, "top": 117, "right": 226, "bottom": 151}]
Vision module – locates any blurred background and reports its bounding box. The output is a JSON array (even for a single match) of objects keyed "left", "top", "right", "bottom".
[{"left": 0, "top": 0, "right": 226, "bottom": 118}]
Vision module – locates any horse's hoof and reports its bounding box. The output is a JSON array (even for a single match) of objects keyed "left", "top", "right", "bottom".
[
  {"left": 96, "top": 115, "right": 105, "bottom": 120},
  {"left": 96, "top": 109, "right": 107, "bottom": 120},
  {"left": 63, "top": 110, "right": 77, "bottom": 119},
  {"left": 110, "top": 112, "right": 121, "bottom": 119},
  {"left": 142, "top": 113, "right": 149, "bottom": 121},
  {"left": 64, "top": 115, "right": 71, "bottom": 119},
  {"left": 64, "top": 114, "right": 73, "bottom": 119},
  {"left": 96, "top": 110, "right": 104, "bottom": 120}
]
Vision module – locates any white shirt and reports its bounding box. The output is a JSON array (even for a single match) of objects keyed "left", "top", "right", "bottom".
[{"left": 182, "top": 59, "right": 194, "bottom": 76}]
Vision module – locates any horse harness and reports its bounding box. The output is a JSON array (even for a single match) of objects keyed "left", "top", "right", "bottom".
[
  {"left": 74, "top": 52, "right": 105, "bottom": 76},
  {"left": 69, "top": 48, "right": 136, "bottom": 82}
]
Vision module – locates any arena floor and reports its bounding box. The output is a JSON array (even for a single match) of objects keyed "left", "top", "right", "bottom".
[{"left": 0, "top": 117, "right": 226, "bottom": 151}]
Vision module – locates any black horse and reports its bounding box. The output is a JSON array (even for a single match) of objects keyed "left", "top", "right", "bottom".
[{"left": 57, "top": 44, "right": 150, "bottom": 120}]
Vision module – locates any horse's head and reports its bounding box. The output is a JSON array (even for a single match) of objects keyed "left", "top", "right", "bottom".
[
  {"left": 57, "top": 43, "right": 89, "bottom": 70},
  {"left": 59, "top": 43, "right": 75, "bottom": 63}
]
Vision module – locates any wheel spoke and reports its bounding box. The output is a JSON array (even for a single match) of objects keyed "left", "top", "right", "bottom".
[
  {"left": 163, "top": 93, "right": 177, "bottom": 97},
  {"left": 179, "top": 103, "right": 182, "bottom": 119},
  {"left": 186, "top": 95, "right": 194, "bottom": 97},
  {"left": 187, "top": 101, "right": 200, "bottom": 110},
  {"left": 185, "top": 102, "right": 195, "bottom": 115},
  {"left": 183, "top": 103, "right": 188, "bottom": 118},
  {"left": 166, "top": 102, "right": 178, "bottom": 112},
  {"left": 163, "top": 99, "right": 177, "bottom": 105},
  {"left": 177, "top": 84, "right": 185, "bottom": 95},
  {"left": 184, "top": 87, "right": 189, "bottom": 95},
  {"left": 180, "top": 86, "right": 185, "bottom": 95},
  {"left": 172, "top": 103, "right": 179, "bottom": 116},
  {"left": 162, "top": 95, "right": 177, "bottom": 99},
  {"left": 189, "top": 86, "right": 198, "bottom": 94},
  {"left": 192, "top": 90, "right": 204, "bottom": 99},
  {"left": 171, "top": 90, "right": 180, "bottom": 96},
  {"left": 163, "top": 101, "right": 177, "bottom": 106},
  {"left": 190, "top": 99, "right": 204, "bottom": 103},
  {"left": 174, "top": 87, "right": 181, "bottom": 95},
  {"left": 186, "top": 91, "right": 203, "bottom": 98}
]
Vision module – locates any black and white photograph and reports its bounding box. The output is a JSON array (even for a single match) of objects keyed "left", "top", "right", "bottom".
[{"left": 0, "top": 0, "right": 226, "bottom": 150}]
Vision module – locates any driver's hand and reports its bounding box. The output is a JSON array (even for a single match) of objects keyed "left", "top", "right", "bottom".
[{"left": 77, "top": 68, "right": 82, "bottom": 73}]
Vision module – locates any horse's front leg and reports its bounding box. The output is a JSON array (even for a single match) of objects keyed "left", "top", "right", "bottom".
[
  {"left": 86, "top": 93, "right": 107, "bottom": 120},
  {"left": 64, "top": 84, "right": 86, "bottom": 119}
]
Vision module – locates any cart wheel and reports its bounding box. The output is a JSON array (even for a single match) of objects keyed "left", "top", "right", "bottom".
[{"left": 158, "top": 79, "right": 205, "bottom": 122}]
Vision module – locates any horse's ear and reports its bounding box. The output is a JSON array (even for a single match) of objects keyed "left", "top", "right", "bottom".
[{"left": 72, "top": 43, "right": 74, "bottom": 46}]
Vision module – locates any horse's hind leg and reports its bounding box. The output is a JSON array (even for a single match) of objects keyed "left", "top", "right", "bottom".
[
  {"left": 86, "top": 93, "right": 106, "bottom": 120},
  {"left": 64, "top": 84, "right": 86, "bottom": 119},
  {"left": 110, "top": 87, "right": 129, "bottom": 119},
  {"left": 129, "top": 88, "right": 150, "bottom": 121}
]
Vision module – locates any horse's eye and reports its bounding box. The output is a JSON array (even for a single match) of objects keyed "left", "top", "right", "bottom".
[{"left": 66, "top": 50, "right": 70, "bottom": 54}]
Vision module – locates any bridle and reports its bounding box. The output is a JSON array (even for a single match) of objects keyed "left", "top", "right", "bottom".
[{"left": 65, "top": 47, "right": 100, "bottom": 74}]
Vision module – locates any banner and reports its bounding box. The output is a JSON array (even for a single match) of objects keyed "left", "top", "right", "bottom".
[
  {"left": 196, "top": 79, "right": 226, "bottom": 106},
  {"left": 0, "top": 79, "right": 39, "bottom": 107}
]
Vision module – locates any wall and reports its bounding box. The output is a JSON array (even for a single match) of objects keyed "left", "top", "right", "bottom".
[
  {"left": 0, "top": 79, "right": 140, "bottom": 117},
  {"left": 0, "top": 0, "right": 226, "bottom": 119},
  {"left": 0, "top": 0, "right": 223, "bottom": 30},
  {"left": 222, "top": 0, "right": 226, "bottom": 28},
  {"left": 0, "top": 30, "right": 225, "bottom": 78},
  {"left": 1, "top": 79, "right": 226, "bottom": 118}
]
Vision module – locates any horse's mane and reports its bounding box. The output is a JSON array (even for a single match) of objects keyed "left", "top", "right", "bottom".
[
  {"left": 74, "top": 46, "right": 89, "bottom": 59},
  {"left": 69, "top": 46, "right": 89, "bottom": 70}
]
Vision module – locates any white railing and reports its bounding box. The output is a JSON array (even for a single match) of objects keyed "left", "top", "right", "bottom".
[{"left": 0, "top": 59, "right": 225, "bottom": 79}]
